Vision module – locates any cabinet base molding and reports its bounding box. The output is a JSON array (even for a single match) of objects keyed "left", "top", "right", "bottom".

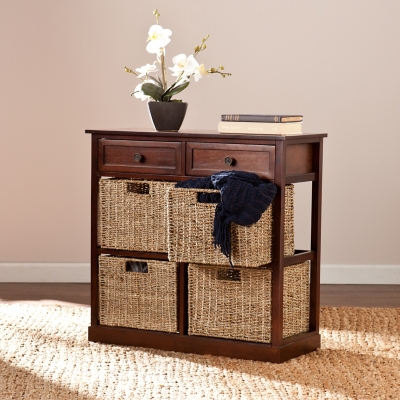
[{"left": 88, "top": 325, "right": 321, "bottom": 364}]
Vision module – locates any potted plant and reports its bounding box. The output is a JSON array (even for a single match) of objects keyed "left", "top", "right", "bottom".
[{"left": 125, "top": 9, "right": 231, "bottom": 131}]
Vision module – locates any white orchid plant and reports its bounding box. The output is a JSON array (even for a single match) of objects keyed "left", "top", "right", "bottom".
[{"left": 125, "top": 9, "right": 231, "bottom": 102}]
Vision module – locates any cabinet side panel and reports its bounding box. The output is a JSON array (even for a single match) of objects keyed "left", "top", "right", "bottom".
[{"left": 286, "top": 144, "right": 313, "bottom": 176}]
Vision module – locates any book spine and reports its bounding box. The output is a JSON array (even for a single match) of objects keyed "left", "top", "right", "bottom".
[
  {"left": 218, "top": 121, "right": 302, "bottom": 135},
  {"left": 221, "top": 115, "right": 281, "bottom": 122}
]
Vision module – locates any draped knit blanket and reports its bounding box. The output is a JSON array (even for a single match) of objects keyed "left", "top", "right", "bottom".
[{"left": 176, "top": 171, "right": 277, "bottom": 265}]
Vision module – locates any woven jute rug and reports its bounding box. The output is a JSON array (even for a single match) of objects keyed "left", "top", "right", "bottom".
[{"left": 0, "top": 304, "right": 398, "bottom": 399}]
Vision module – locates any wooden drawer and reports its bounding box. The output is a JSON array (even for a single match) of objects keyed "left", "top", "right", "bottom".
[
  {"left": 98, "top": 139, "right": 182, "bottom": 175},
  {"left": 186, "top": 142, "right": 275, "bottom": 179}
]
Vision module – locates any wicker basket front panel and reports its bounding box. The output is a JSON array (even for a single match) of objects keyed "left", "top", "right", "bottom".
[
  {"left": 168, "top": 184, "right": 294, "bottom": 267},
  {"left": 168, "top": 189, "right": 230, "bottom": 266},
  {"left": 188, "top": 264, "right": 273, "bottom": 343},
  {"left": 98, "top": 256, "right": 179, "bottom": 333},
  {"left": 98, "top": 179, "right": 176, "bottom": 252},
  {"left": 188, "top": 261, "right": 310, "bottom": 343}
]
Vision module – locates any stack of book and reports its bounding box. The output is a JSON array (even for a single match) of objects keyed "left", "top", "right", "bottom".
[{"left": 218, "top": 114, "right": 303, "bottom": 135}]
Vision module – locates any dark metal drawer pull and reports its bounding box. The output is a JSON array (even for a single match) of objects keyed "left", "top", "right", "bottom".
[
  {"left": 224, "top": 156, "right": 234, "bottom": 165},
  {"left": 134, "top": 153, "right": 142, "bottom": 162}
]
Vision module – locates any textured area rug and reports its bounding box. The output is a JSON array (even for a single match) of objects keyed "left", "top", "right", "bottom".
[{"left": 0, "top": 304, "right": 398, "bottom": 400}]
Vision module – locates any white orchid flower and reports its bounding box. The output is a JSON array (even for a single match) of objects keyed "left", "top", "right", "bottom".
[
  {"left": 193, "top": 63, "right": 208, "bottom": 82},
  {"left": 133, "top": 82, "right": 150, "bottom": 101},
  {"left": 146, "top": 25, "right": 172, "bottom": 54},
  {"left": 169, "top": 54, "right": 199, "bottom": 76},
  {"left": 135, "top": 63, "right": 158, "bottom": 78}
]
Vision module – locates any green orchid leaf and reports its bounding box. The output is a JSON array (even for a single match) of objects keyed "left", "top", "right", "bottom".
[
  {"left": 154, "top": 75, "right": 164, "bottom": 87},
  {"left": 162, "top": 81, "right": 190, "bottom": 100},
  {"left": 147, "top": 75, "right": 163, "bottom": 87},
  {"left": 141, "top": 83, "right": 164, "bottom": 101}
]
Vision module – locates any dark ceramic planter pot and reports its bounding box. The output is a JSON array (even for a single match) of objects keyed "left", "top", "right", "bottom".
[{"left": 148, "top": 101, "right": 188, "bottom": 131}]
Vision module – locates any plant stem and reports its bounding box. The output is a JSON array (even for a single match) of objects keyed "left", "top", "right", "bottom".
[
  {"left": 124, "top": 66, "right": 145, "bottom": 82},
  {"left": 193, "top": 34, "right": 210, "bottom": 58},
  {"left": 174, "top": 71, "right": 186, "bottom": 85},
  {"left": 159, "top": 50, "right": 168, "bottom": 91}
]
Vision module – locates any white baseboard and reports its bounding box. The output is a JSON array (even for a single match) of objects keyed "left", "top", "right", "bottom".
[
  {"left": 0, "top": 263, "right": 399, "bottom": 284},
  {"left": 0, "top": 263, "right": 90, "bottom": 283},
  {"left": 320, "top": 264, "right": 400, "bottom": 284}
]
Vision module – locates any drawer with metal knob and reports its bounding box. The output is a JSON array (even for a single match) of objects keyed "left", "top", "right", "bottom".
[
  {"left": 98, "top": 139, "right": 182, "bottom": 175},
  {"left": 186, "top": 142, "right": 275, "bottom": 179}
]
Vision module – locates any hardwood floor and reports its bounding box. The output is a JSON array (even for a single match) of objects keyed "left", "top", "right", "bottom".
[
  {"left": 0, "top": 283, "right": 91, "bottom": 307},
  {"left": 320, "top": 285, "right": 400, "bottom": 308},
  {"left": 0, "top": 283, "right": 399, "bottom": 308}
]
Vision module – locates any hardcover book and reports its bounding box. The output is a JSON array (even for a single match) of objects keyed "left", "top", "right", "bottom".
[
  {"left": 221, "top": 114, "right": 303, "bottom": 123},
  {"left": 218, "top": 121, "right": 303, "bottom": 135}
]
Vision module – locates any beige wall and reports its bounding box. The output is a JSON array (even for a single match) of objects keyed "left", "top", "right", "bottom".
[{"left": 1, "top": 0, "right": 399, "bottom": 266}]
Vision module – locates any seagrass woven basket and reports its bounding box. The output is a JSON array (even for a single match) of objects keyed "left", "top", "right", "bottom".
[
  {"left": 168, "top": 184, "right": 295, "bottom": 267},
  {"left": 188, "top": 261, "right": 310, "bottom": 343},
  {"left": 98, "top": 178, "right": 176, "bottom": 252},
  {"left": 98, "top": 255, "right": 179, "bottom": 333}
]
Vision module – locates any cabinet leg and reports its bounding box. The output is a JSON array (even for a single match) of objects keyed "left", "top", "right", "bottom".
[{"left": 179, "top": 263, "right": 188, "bottom": 335}]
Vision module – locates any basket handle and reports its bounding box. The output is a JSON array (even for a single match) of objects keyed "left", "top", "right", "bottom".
[
  {"left": 126, "top": 261, "right": 148, "bottom": 273},
  {"left": 126, "top": 182, "right": 150, "bottom": 195},
  {"left": 197, "top": 191, "right": 221, "bottom": 204},
  {"left": 171, "top": 188, "right": 220, "bottom": 206},
  {"left": 217, "top": 268, "right": 241, "bottom": 282}
]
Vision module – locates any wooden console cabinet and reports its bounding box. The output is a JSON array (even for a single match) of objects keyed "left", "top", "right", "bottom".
[{"left": 85, "top": 128, "right": 327, "bottom": 363}]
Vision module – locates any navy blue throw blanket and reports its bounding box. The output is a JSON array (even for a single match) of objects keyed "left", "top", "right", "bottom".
[{"left": 176, "top": 171, "right": 277, "bottom": 266}]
